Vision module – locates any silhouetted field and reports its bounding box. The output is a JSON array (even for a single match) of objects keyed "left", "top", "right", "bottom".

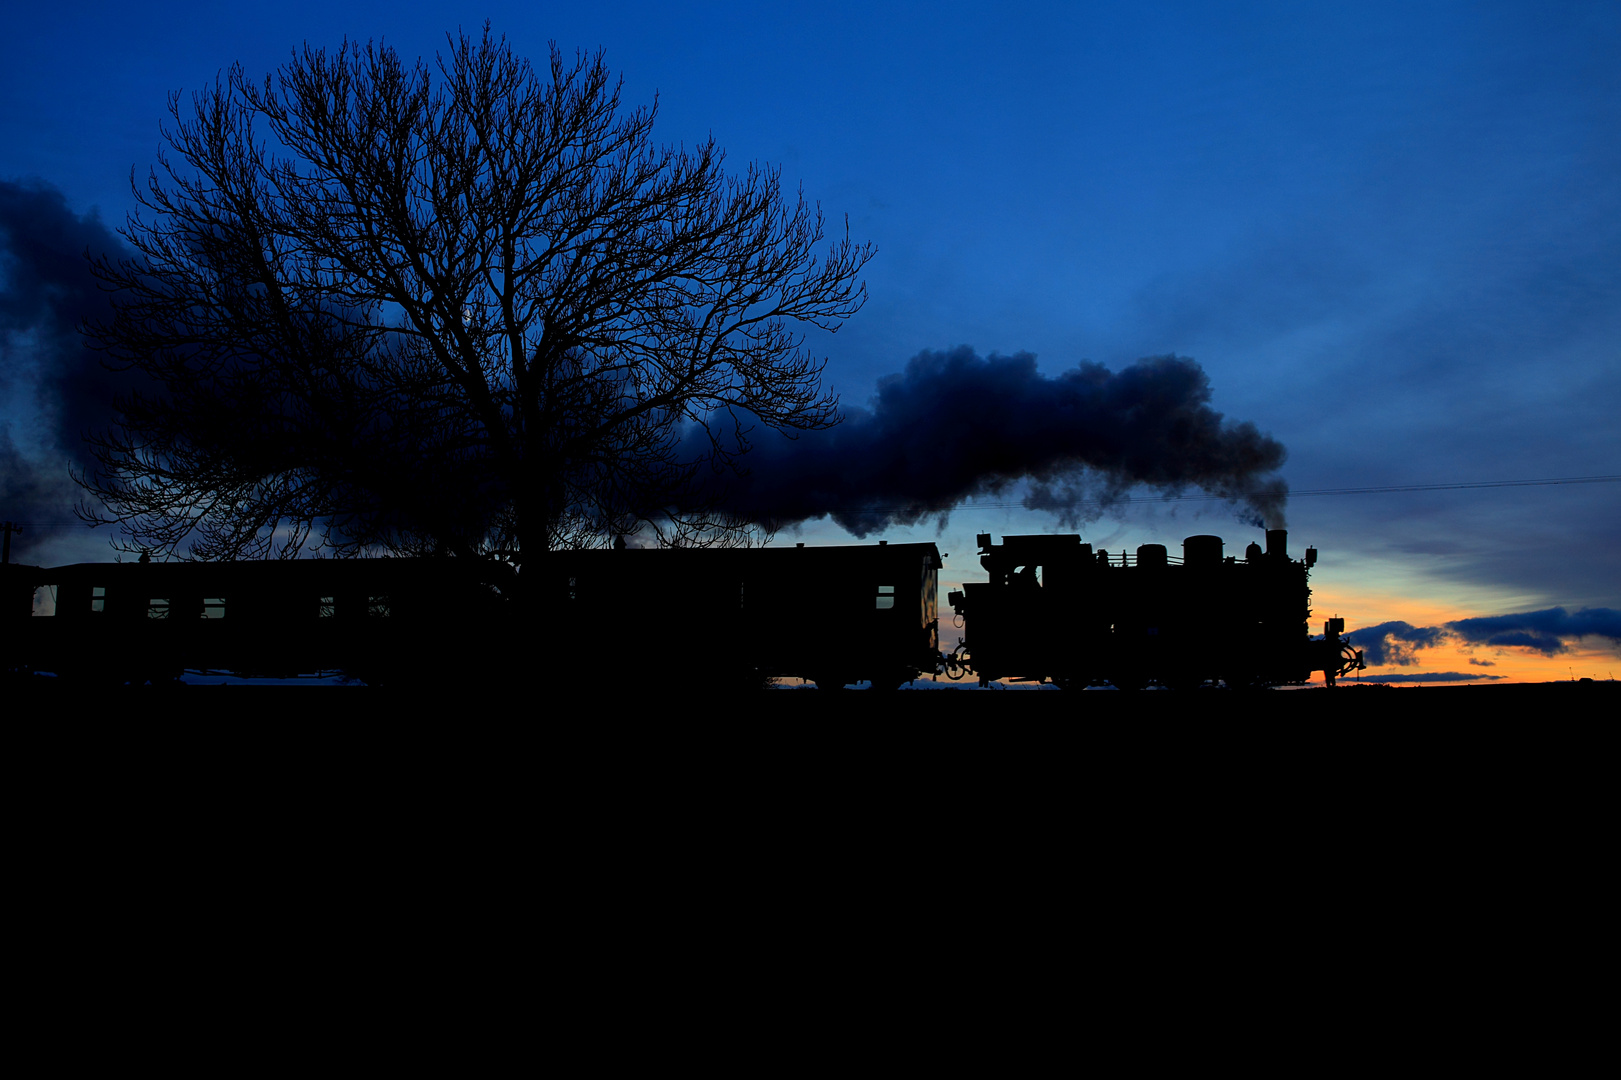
[
  {"left": 8, "top": 677, "right": 1606, "bottom": 858},
  {"left": 7, "top": 673, "right": 1614, "bottom": 722}
]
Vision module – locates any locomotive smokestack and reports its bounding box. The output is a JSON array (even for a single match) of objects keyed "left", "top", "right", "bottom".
[
  {"left": 696, "top": 347, "right": 1289, "bottom": 537},
  {"left": 1266, "top": 529, "right": 1288, "bottom": 560}
]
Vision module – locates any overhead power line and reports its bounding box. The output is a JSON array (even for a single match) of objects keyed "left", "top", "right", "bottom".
[{"left": 1153, "top": 473, "right": 1621, "bottom": 503}]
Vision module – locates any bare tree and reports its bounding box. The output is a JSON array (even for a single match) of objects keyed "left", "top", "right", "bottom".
[{"left": 82, "top": 28, "right": 870, "bottom": 583}]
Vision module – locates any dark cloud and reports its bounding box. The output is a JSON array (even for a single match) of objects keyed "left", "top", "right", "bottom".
[
  {"left": 0, "top": 178, "right": 134, "bottom": 558},
  {"left": 1348, "top": 620, "right": 1448, "bottom": 667},
  {"left": 702, "top": 347, "right": 1288, "bottom": 537},
  {"left": 1351, "top": 607, "right": 1621, "bottom": 666},
  {"left": 1468, "top": 658, "right": 1495, "bottom": 667},
  {"left": 1448, "top": 607, "right": 1621, "bottom": 657},
  {"left": 1356, "top": 672, "right": 1505, "bottom": 684}
]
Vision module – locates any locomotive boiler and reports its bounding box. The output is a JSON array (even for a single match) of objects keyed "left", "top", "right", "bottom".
[{"left": 946, "top": 530, "right": 1362, "bottom": 689}]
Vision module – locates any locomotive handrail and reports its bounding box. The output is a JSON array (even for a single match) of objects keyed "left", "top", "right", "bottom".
[{"left": 1094, "top": 552, "right": 1187, "bottom": 567}]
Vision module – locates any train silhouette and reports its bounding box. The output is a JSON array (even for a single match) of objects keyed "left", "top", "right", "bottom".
[
  {"left": 946, "top": 529, "right": 1362, "bottom": 689},
  {"left": 1, "top": 529, "right": 1360, "bottom": 688}
]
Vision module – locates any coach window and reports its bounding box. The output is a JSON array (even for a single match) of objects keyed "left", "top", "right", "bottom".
[
  {"left": 91, "top": 586, "right": 105, "bottom": 613},
  {"left": 148, "top": 598, "right": 170, "bottom": 619},
  {"left": 319, "top": 596, "right": 335, "bottom": 618},
  {"left": 876, "top": 584, "right": 895, "bottom": 610},
  {"left": 203, "top": 597, "right": 226, "bottom": 619},
  {"left": 368, "top": 596, "right": 392, "bottom": 618}
]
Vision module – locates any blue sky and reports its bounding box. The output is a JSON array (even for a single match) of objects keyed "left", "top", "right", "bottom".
[{"left": 3, "top": 1, "right": 1618, "bottom": 679}]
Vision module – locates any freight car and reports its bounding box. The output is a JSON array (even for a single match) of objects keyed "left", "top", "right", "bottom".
[
  {"left": 945, "top": 530, "right": 1362, "bottom": 689},
  {"left": 0, "top": 540, "right": 943, "bottom": 689}
]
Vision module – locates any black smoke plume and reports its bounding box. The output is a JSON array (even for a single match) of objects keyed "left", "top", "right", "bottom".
[
  {"left": 700, "top": 347, "right": 1288, "bottom": 536},
  {"left": 1, "top": 184, "right": 1291, "bottom": 554},
  {"left": 0, "top": 179, "right": 135, "bottom": 558}
]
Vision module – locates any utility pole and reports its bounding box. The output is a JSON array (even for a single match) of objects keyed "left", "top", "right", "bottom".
[{"left": 0, "top": 521, "right": 20, "bottom": 564}]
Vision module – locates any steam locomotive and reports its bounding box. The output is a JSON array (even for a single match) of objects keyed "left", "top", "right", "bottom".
[
  {"left": 1, "top": 529, "right": 1358, "bottom": 688},
  {"left": 946, "top": 530, "right": 1362, "bottom": 689}
]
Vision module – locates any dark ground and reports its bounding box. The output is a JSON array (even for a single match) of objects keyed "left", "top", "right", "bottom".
[
  {"left": 10, "top": 676, "right": 1607, "bottom": 935},
  {"left": 10, "top": 672, "right": 1614, "bottom": 722},
  {"left": 9, "top": 673, "right": 1603, "bottom": 1074},
  {"left": 10, "top": 677, "right": 1609, "bottom": 864}
]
